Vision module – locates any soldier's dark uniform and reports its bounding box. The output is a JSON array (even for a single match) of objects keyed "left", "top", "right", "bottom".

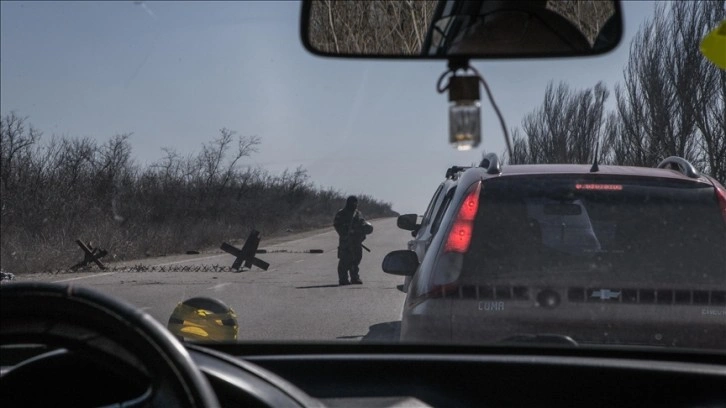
[{"left": 334, "top": 196, "right": 367, "bottom": 285}]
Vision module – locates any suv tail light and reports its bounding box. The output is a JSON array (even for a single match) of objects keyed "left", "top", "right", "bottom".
[
  {"left": 444, "top": 181, "right": 481, "bottom": 253},
  {"left": 411, "top": 181, "right": 481, "bottom": 307}
]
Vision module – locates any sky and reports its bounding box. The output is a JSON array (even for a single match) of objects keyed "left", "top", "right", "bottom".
[{"left": 1, "top": 0, "right": 661, "bottom": 215}]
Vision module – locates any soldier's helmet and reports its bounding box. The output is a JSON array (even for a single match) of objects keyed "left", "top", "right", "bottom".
[{"left": 361, "top": 220, "right": 374, "bottom": 235}]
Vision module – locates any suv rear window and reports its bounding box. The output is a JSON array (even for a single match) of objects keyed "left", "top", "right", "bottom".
[{"left": 462, "top": 176, "right": 726, "bottom": 286}]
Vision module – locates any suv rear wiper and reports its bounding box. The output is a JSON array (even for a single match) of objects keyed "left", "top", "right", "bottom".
[{"left": 500, "top": 334, "right": 579, "bottom": 347}]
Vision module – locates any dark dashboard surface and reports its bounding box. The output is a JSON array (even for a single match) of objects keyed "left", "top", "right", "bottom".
[
  {"left": 192, "top": 343, "right": 726, "bottom": 408},
  {"left": 3, "top": 341, "right": 725, "bottom": 407}
]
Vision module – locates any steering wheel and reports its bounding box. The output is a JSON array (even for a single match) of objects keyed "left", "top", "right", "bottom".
[{"left": 0, "top": 282, "right": 219, "bottom": 407}]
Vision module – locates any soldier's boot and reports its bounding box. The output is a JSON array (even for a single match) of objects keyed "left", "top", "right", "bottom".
[
  {"left": 350, "top": 266, "right": 362, "bottom": 284},
  {"left": 337, "top": 261, "right": 350, "bottom": 285}
]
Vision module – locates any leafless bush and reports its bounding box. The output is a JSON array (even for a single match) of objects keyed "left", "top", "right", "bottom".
[
  {"left": 1, "top": 112, "right": 41, "bottom": 192},
  {"left": 0, "top": 116, "right": 396, "bottom": 273}
]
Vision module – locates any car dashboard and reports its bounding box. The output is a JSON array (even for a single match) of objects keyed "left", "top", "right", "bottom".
[
  {"left": 2, "top": 334, "right": 725, "bottom": 407},
  {"left": 190, "top": 343, "right": 726, "bottom": 408}
]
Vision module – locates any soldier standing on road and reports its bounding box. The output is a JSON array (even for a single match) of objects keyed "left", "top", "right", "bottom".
[{"left": 334, "top": 195, "right": 372, "bottom": 286}]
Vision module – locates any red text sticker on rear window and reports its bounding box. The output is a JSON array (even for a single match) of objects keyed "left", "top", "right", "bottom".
[{"left": 575, "top": 184, "right": 623, "bottom": 191}]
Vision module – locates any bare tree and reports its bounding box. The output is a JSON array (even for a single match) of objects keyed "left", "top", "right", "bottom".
[
  {"left": 546, "top": 0, "right": 615, "bottom": 45},
  {"left": 99, "top": 134, "right": 133, "bottom": 181},
  {"left": 610, "top": 0, "right": 725, "bottom": 180},
  {"left": 0, "top": 112, "right": 41, "bottom": 190},
  {"left": 686, "top": 1, "right": 726, "bottom": 182},
  {"left": 307, "top": 0, "right": 438, "bottom": 55},
  {"left": 196, "top": 128, "right": 259, "bottom": 190},
  {"left": 509, "top": 128, "right": 530, "bottom": 165},
  {"left": 509, "top": 81, "right": 609, "bottom": 164}
]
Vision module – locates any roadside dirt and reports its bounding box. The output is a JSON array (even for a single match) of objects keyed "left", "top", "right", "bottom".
[{"left": 106, "top": 217, "right": 392, "bottom": 269}]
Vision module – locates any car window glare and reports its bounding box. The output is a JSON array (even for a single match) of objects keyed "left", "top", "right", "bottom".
[
  {"left": 421, "top": 184, "right": 445, "bottom": 229},
  {"left": 431, "top": 187, "right": 457, "bottom": 236}
]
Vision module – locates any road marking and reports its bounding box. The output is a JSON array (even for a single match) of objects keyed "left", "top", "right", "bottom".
[
  {"left": 294, "top": 259, "right": 305, "bottom": 263},
  {"left": 54, "top": 272, "right": 116, "bottom": 283},
  {"left": 155, "top": 254, "right": 227, "bottom": 267},
  {"left": 208, "top": 283, "right": 232, "bottom": 291}
]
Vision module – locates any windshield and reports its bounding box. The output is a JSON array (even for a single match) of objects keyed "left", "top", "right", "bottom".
[{"left": 1, "top": 1, "right": 724, "bottom": 352}]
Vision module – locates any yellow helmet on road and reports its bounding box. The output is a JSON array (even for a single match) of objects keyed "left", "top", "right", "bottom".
[{"left": 167, "top": 297, "right": 238, "bottom": 342}]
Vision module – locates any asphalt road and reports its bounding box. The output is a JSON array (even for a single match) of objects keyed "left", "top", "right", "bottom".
[{"left": 15, "top": 218, "right": 411, "bottom": 343}]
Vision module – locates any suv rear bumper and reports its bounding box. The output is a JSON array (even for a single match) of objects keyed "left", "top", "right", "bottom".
[{"left": 402, "top": 298, "right": 726, "bottom": 350}]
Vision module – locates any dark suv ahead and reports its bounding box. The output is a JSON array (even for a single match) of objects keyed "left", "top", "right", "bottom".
[{"left": 383, "top": 155, "right": 726, "bottom": 349}]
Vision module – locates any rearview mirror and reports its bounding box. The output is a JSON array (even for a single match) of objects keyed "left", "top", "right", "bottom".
[
  {"left": 397, "top": 214, "right": 419, "bottom": 231},
  {"left": 301, "top": 0, "right": 623, "bottom": 59},
  {"left": 382, "top": 250, "right": 419, "bottom": 276}
]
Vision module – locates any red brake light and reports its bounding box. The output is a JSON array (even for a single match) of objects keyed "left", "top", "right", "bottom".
[
  {"left": 445, "top": 221, "right": 473, "bottom": 253},
  {"left": 459, "top": 191, "right": 479, "bottom": 221},
  {"left": 575, "top": 183, "right": 623, "bottom": 191},
  {"left": 445, "top": 182, "right": 481, "bottom": 253}
]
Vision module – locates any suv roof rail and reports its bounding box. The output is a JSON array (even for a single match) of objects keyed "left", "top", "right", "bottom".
[
  {"left": 445, "top": 166, "right": 471, "bottom": 179},
  {"left": 479, "top": 153, "right": 502, "bottom": 175},
  {"left": 657, "top": 156, "right": 700, "bottom": 179},
  {"left": 444, "top": 153, "right": 502, "bottom": 180}
]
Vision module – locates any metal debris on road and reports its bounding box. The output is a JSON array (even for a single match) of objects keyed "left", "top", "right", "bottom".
[
  {"left": 70, "top": 240, "right": 108, "bottom": 270},
  {"left": 220, "top": 230, "right": 270, "bottom": 271},
  {"left": 256, "top": 249, "right": 324, "bottom": 254},
  {"left": 46, "top": 264, "right": 241, "bottom": 274},
  {"left": 1, "top": 270, "right": 16, "bottom": 281}
]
